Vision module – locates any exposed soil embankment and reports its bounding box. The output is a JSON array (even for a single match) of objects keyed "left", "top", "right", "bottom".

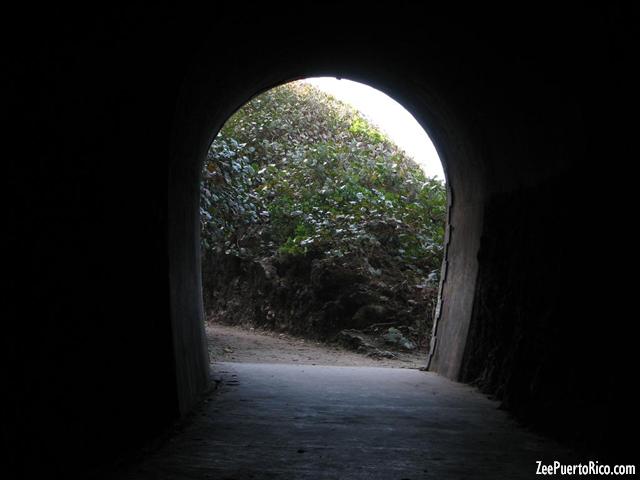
[{"left": 203, "top": 249, "right": 437, "bottom": 359}]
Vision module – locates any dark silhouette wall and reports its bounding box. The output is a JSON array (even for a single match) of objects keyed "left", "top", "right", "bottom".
[{"left": 8, "top": 5, "right": 636, "bottom": 478}]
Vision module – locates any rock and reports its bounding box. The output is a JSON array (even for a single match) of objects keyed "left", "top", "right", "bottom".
[
  {"left": 382, "top": 327, "right": 417, "bottom": 351},
  {"left": 382, "top": 327, "right": 403, "bottom": 344},
  {"left": 338, "top": 329, "right": 374, "bottom": 351},
  {"left": 400, "top": 338, "right": 417, "bottom": 351},
  {"left": 367, "top": 349, "right": 398, "bottom": 359}
]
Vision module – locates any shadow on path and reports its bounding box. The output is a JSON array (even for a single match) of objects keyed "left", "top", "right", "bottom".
[{"left": 112, "top": 362, "right": 575, "bottom": 479}]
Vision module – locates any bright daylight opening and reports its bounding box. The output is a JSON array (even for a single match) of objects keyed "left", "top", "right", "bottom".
[
  {"left": 304, "top": 77, "right": 445, "bottom": 180},
  {"left": 200, "top": 78, "right": 446, "bottom": 368}
]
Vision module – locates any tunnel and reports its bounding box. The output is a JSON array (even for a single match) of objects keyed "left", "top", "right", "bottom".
[{"left": 8, "top": 5, "right": 637, "bottom": 478}]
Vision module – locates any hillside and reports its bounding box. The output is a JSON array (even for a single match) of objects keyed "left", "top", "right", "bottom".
[{"left": 200, "top": 81, "right": 446, "bottom": 354}]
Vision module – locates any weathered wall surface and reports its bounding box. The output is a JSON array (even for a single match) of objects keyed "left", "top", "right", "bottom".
[{"left": 8, "top": 5, "right": 636, "bottom": 477}]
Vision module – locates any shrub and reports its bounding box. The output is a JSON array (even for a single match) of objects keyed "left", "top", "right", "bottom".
[{"left": 201, "top": 81, "right": 445, "bottom": 274}]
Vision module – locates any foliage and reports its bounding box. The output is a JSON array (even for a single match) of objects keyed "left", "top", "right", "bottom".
[{"left": 200, "top": 81, "right": 446, "bottom": 284}]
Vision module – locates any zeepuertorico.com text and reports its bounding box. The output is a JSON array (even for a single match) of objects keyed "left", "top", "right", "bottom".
[{"left": 536, "top": 461, "right": 635, "bottom": 476}]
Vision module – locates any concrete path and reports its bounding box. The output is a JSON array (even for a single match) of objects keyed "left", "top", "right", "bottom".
[{"left": 116, "top": 363, "right": 575, "bottom": 479}]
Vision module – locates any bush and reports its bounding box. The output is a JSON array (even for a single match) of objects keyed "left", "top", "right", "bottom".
[{"left": 201, "top": 82, "right": 445, "bottom": 264}]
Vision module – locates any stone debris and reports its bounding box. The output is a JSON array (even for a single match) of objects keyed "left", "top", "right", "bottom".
[{"left": 382, "top": 327, "right": 417, "bottom": 350}]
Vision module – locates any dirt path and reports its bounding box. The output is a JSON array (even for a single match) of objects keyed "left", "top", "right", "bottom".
[{"left": 206, "top": 321, "right": 428, "bottom": 369}]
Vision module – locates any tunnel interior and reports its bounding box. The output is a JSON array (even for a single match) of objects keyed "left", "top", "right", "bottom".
[{"left": 9, "top": 6, "right": 636, "bottom": 478}]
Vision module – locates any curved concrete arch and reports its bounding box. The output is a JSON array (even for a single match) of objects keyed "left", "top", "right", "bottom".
[{"left": 169, "top": 43, "right": 489, "bottom": 414}]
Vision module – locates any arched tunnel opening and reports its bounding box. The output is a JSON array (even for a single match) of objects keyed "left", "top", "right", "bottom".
[
  {"left": 200, "top": 77, "right": 449, "bottom": 369},
  {"left": 9, "top": 6, "right": 637, "bottom": 479},
  {"left": 169, "top": 59, "right": 488, "bottom": 422}
]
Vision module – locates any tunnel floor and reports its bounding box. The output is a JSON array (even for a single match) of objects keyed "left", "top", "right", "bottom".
[{"left": 111, "top": 362, "right": 576, "bottom": 479}]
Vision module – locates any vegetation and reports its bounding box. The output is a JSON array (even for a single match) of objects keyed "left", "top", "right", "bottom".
[{"left": 200, "top": 81, "right": 446, "bottom": 347}]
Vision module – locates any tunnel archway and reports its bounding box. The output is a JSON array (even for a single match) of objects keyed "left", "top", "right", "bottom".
[
  {"left": 12, "top": 8, "right": 634, "bottom": 477},
  {"left": 162, "top": 18, "right": 635, "bottom": 460},
  {"left": 169, "top": 47, "right": 488, "bottom": 415},
  {"left": 199, "top": 77, "right": 448, "bottom": 367}
]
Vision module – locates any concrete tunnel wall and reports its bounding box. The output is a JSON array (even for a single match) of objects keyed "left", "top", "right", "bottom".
[
  {"left": 169, "top": 45, "right": 490, "bottom": 411},
  {"left": 8, "top": 6, "right": 636, "bottom": 478}
]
